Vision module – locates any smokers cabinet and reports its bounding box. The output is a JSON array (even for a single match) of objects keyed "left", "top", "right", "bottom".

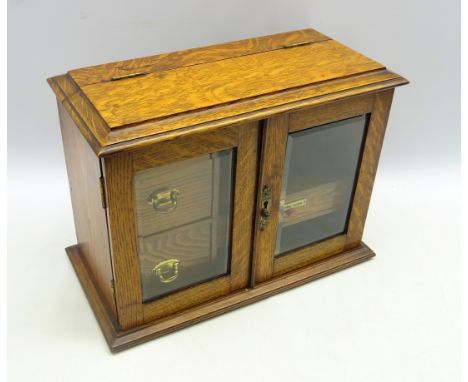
[{"left": 48, "top": 28, "right": 408, "bottom": 351}]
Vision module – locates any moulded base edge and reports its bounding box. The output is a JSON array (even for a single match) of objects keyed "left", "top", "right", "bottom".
[{"left": 66, "top": 242, "right": 375, "bottom": 352}]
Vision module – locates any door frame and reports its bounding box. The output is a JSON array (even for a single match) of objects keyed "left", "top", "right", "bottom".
[
  {"left": 252, "top": 90, "right": 394, "bottom": 284},
  {"left": 103, "top": 122, "right": 260, "bottom": 329}
]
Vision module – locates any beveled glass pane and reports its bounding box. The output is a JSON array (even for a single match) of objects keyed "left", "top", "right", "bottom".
[
  {"left": 275, "top": 115, "right": 368, "bottom": 256},
  {"left": 134, "top": 150, "right": 234, "bottom": 302}
]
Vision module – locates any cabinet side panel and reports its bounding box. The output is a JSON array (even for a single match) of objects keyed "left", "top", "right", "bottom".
[
  {"left": 58, "top": 101, "right": 117, "bottom": 317},
  {"left": 346, "top": 89, "right": 394, "bottom": 247}
]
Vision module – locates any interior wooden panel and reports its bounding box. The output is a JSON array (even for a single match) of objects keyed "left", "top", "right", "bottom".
[
  {"left": 80, "top": 40, "right": 384, "bottom": 128},
  {"left": 69, "top": 29, "right": 329, "bottom": 87},
  {"left": 57, "top": 102, "right": 116, "bottom": 317}
]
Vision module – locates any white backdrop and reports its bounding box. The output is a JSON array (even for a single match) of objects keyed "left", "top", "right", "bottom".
[{"left": 8, "top": 1, "right": 460, "bottom": 381}]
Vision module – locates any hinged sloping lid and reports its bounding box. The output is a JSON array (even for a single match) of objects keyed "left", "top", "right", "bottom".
[
  {"left": 48, "top": 29, "right": 408, "bottom": 155},
  {"left": 76, "top": 39, "right": 384, "bottom": 128}
]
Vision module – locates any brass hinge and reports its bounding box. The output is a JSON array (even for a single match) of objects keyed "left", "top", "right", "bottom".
[
  {"left": 110, "top": 72, "right": 146, "bottom": 81},
  {"left": 99, "top": 176, "right": 107, "bottom": 209},
  {"left": 282, "top": 41, "right": 312, "bottom": 49},
  {"left": 110, "top": 279, "right": 115, "bottom": 298}
]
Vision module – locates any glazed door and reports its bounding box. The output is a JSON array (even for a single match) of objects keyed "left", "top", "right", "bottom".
[
  {"left": 253, "top": 91, "right": 394, "bottom": 284},
  {"left": 103, "top": 123, "right": 259, "bottom": 329}
]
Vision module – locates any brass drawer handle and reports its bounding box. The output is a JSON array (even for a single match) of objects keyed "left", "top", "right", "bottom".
[
  {"left": 153, "top": 259, "right": 180, "bottom": 283},
  {"left": 147, "top": 187, "right": 179, "bottom": 213},
  {"left": 259, "top": 185, "right": 272, "bottom": 231}
]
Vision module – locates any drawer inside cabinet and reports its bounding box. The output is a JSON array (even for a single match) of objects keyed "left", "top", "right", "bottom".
[
  {"left": 134, "top": 156, "right": 213, "bottom": 236},
  {"left": 279, "top": 180, "right": 346, "bottom": 227},
  {"left": 138, "top": 219, "right": 229, "bottom": 301}
]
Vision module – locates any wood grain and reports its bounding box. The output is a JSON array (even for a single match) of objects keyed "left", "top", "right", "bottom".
[
  {"left": 346, "top": 89, "right": 394, "bottom": 247},
  {"left": 66, "top": 246, "right": 119, "bottom": 350},
  {"left": 142, "top": 122, "right": 259, "bottom": 321},
  {"left": 138, "top": 219, "right": 224, "bottom": 303},
  {"left": 289, "top": 93, "right": 374, "bottom": 132},
  {"left": 66, "top": 242, "right": 375, "bottom": 352},
  {"left": 49, "top": 69, "right": 406, "bottom": 156},
  {"left": 58, "top": 102, "right": 116, "bottom": 317},
  {"left": 102, "top": 71, "right": 406, "bottom": 155},
  {"left": 132, "top": 124, "right": 238, "bottom": 171},
  {"left": 252, "top": 114, "right": 289, "bottom": 285},
  {"left": 102, "top": 122, "right": 259, "bottom": 325},
  {"left": 134, "top": 155, "right": 212, "bottom": 236},
  {"left": 102, "top": 152, "right": 144, "bottom": 330},
  {"left": 48, "top": 76, "right": 105, "bottom": 155},
  {"left": 69, "top": 29, "right": 329, "bottom": 87},
  {"left": 48, "top": 29, "right": 408, "bottom": 155},
  {"left": 253, "top": 93, "right": 381, "bottom": 281},
  {"left": 50, "top": 28, "right": 407, "bottom": 350},
  {"left": 80, "top": 40, "right": 384, "bottom": 128},
  {"left": 138, "top": 219, "right": 212, "bottom": 274},
  {"left": 230, "top": 122, "right": 260, "bottom": 290}
]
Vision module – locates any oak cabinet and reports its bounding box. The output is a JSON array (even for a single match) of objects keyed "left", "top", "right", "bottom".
[{"left": 48, "top": 28, "right": 408, "bottom": 352}]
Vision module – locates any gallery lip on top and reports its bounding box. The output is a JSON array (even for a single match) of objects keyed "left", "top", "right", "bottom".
[{"left": 48, "top": 28, "right": 408, "bottom": 352}]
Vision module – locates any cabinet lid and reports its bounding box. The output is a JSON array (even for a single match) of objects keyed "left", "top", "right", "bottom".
[{"left": 48, "top": 28, "right": 408, "bottom": 156}]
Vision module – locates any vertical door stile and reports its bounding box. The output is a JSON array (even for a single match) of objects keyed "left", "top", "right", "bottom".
[{"left": 252, "top": 115, "right": 289, "bottom": 285}]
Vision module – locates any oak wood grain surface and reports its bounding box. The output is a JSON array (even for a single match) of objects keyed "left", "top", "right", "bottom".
[
  {"left": 102, "top": 152, "right": 144, "bottom": 330},
  {"left": 66, "top": 242, "right": 375, "bottom": 352},
  {"left": 252, "top": 114, "right": 289, "bottom": 285},
  {"left": 141, "top": 122, "right": 259, "bottom": 322},
  {"left": 50, "top": 28, "right": 408, "bottom": 351},
  {"left": 48, "top": 29, "right": 408, "bottom": 154},
  {"left": 102, "top": 122, "right": 259, "bottom": 326},
  {"left": 134, "top": 155, "right": 213, "bottom": 236},
  {"left": 69, "top": 29, "right": 329, "bottom": 87},
  {"left": 80, "top": 40, "right": 384, "bottom": 128},
  {"left": 251, "top": 93, "right": 393, "bottom": 280},
  {"left": 58, "top": 102, "right": 116, "bottom": 317},
  {"left": 138, "top": 219, "right": 212, "bottom": 273}
]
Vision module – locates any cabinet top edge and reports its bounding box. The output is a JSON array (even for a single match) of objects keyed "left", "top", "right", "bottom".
[
  {"left": 47, "top": 28, "right": 408, "bottom": 156},
  {"left": 67, "top": 29, "right": 330, "bottom": 87}
]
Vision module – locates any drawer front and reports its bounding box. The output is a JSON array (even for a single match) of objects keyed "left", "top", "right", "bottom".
[
  {"left": 139, "top": 219, "right": 212, "bottom": 274},
  {"left": 134, "top": 156, "right": 213, "bottom": 236},
  {"left": 138, "top": 219, "right": 229, "bottom": 301}
]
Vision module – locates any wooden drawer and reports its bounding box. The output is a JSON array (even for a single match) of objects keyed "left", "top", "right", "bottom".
[
  {"left": 139, "top": 219, "right": 212, "bottom": 274},
  {"left": 138, "top": 219, "right": 228, "bottom": 301},
  {"left": 134, "top": 155, "right": 213, "bottom": 236}
]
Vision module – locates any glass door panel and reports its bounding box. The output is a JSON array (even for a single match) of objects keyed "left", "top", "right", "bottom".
[
  {"left": 134, "top": 149, "right": 235, "bottom": 302},
  {"left": 275, "top": 115, "right": 368, "bottom": 256}
]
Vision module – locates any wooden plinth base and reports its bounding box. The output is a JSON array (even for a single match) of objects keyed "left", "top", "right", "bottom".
[{"left": 66, "top": 243, "right": 375, "bottom": 352}]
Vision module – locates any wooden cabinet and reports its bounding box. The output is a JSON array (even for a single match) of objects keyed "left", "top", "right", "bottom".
[{"left": 48, "top": 28, "right": 408, "bottom": 351}]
